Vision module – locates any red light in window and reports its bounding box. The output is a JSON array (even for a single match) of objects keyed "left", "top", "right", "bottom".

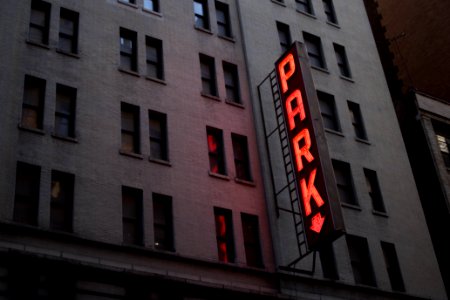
[{"left": 208, "top": 134, "right": 217, "bottom": 152}]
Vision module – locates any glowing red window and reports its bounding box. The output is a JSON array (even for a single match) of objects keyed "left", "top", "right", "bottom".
[
  {"left": 207, "top": 126, "right": 226, "bottom": 175},
  {"left": 214, "top": 207, "right": 235, "bottom": 263}
]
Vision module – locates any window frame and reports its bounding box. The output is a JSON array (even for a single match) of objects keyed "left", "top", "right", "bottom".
[
  {"left": 317, "top": 90, "right": 341, "bottom": 132},
  {"left": 120, "top": 102, "right": 141, "bottom": 154},
  {"left": 29, "top": 0, "right": 51, "bottom": 45},
  {"left": 332, "top": 159, "right": 359, "bottom": 206},
  {"left": 231, "top": 133, "right": 252, "bottom": 182},
  {"left": 334, "top": 43, "right": 352, "bottom": 78},
  {"left": 13, "top": 162, "right": 41, "bottom": 226},
  {"left": 296, "top": 0, "right": 314, "bottom": 15},
  {"left": 50, "top": 170, "right": 75, "bottom": 232},
  {"left": 122, "top": 186, "right": 144, "bottom": 246},
  {"left": 364, "top": 168, "right": 387, "bottom": 213},
  {"left": 215, "top": 1, "right": 232, "bottom": 38},
  {"left": 143, "top": 0, "right": 160, "bottom": 12},
  {"left": 145, "top": 36, "right": 164, "bottom": 80},
  {"left": 152, "top": 193, "right": 174, "bottom": 252},
  {"left": 54, "top": 84, "right": 77, "bottom": 138},
  {"left": 319, "top": 242, "right": 339, "bottom": 280},
  {"left": 119, "top": 27, "right": 138, "bottom": 72},
  {"left": 148, "top": 110, "right": 168, "bottom": 162},
  {"left": 381, "top": 241, "right": 406, "bottom": 292},
  {"left": 222, "top": 61, "right": 241, "bottom": 104},
  {"left": 58, "top": 8, "right": 79, "bottom": 54},
  {"left": 346, "top": 235, "right": 377, "bottom": 287},
  {"left": 199, "top": 54, "right": 218, "bottom": 97},
  {"left": 194, "top": 0, "right": 210, "bottom": 30},
  {"left": 323, "top": 0, "right": 338, "bottom": 24},
  {"left": 241, "top": 213, "right": 263, "bottom": 268},
  {"left": 21, "top": 75, "right": 46, "bottom": 130},
  {"left": 303, "top": 32, "right": 327, "bottom": 69},
  {"left": 276, "top": 21, "right": 291, "bottom": 53},
  {"left": 214, "top": 207, "right": 235, "bottom": 263},
  {"left": 206, "top": 126, "right": 226, "bottom": 175},
  {"left": 347, "top": 101, "right": 368, "bottom": 141}
]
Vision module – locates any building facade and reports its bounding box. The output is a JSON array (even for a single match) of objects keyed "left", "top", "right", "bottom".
[{"left": 0, "top": 0, "right": 447, "bottom": 299}]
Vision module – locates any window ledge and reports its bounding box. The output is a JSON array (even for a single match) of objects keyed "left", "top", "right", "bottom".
[
  {"left": 201, "top": 93, "right": 221, "bottom": 102},
  {"left": 341, "top": 203, "right": 362, "bottom": 211},
  {"left": 235, "top": 178, "right": 255, "bottom": 187},
  {"left": 311, "top": 65, "right": 329, "bottom": 74},
  {"left": 218, "top": 35, "right": 235, "bottom": 43},
  {"left": 208, "top": 171, "right": 230, "bottom": 181},
  {"left": 118, "top": 68, "right": 141, "bottom": 77},
  {"left": 18, "top": 124, "right": 45, "bottom": 135},
  {"left": 149, "top": 157, "right": 171, "bottom": 166},
  {"left": 56, "top": 48, "right": 80, "bottom": 59},
  {"left": 142, "top": 8, "right": 162, "bottom": 17},
  {"left": 271, "top": 0, "right": 286, "bottom": 7},
  {"left": 372, "top": 210, "right": 388, "bottom": 218},
  {"left": 145, "top": 76, "right": 167, "bottom": 85},
  {"left": 26, "top": 39, "right": 50, "bottom": 50},
  {"left": 355, "top": 137, "right": 371, "bottom": 145},
  {"left": 326, "top": 21, "right": 340, "bottom": 29},
  {"left": 51, "top": 133, "right": 78, "bottom": 143},
  {"left": 194, "top": 26, "right": 213, "bottom": 35},
  {"left": 296, "top": 10, "right": 317, "bottom": 19},
  {"left": 117, "top": 0, "right": 138, "bottom": 9},
  {"left": 325, "top": 128, "right": 344, "bottom": 137},
  {"left": 225, "top": 99, "right": 245, "bottom": 109},
  {"left": 119, "top": 150, "right": 144, "bottom": 159},
  {"left": 339, "top": 75, "right": 354, "bottom": 83}
]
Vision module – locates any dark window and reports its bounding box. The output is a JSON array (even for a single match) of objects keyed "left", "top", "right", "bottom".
[
  {"left": 348, "top": 101, "right": 368, "bottom": 140},
  {"left": 317, "top": 91, "right": 340, "bottom": 132},
  {"left": 13, "top": 162, "right": 40, "bottom": 226},
  {"left": 194, "top": 0, "right": 210, "bottom": 30},
  {"left": 199, "top": 54, "right": 218, "bottom": 96},
  {"left": 232, "top": 133, "right": 252, "bottom": 181},
  {"left": 303, "top": 32, "right": 326, "bottom": 69},
  {"left": 122, "top": 186, "right": 143, "bottom": 245},
  {"left": 144, "top": 0, "right": 159, "bottom": 12},
  {"left": 223, "top": 62, "right": 241, "bottom": 103},
  {"left": 54, "top": 84, "right": 76, "bottom": 138},
  {"left": 149, "top": 110, "right": 168, "bottom": 161},
  {"left": 207, "top": 126, "right": 226, "bottom": 175},
  {"left": 319, "top": 243, "right": 339, "bottom": 279},
  {"left": 50, "top": 170, "right": 74, "bottom": 232},
  {"left": 121, "top": 102, "right": 140, "bottom": 154},
  {"left": 276, "top": 21, "right": 291, "bottom": 53},
  {"left": 334, "top": 43, "right": 351, "bottom": 78},
  {"left": 146, "top": 36, "right": 164, "bottom": 80},
  {"left": 434, "top": 123, "right": 450, "bottom": 168},
  {"left": 332, "top": 159, "right": 358, "bottom": 206},
  {"left": 381, "top": 242, "right": 405, "bottom": 291},
  {"left": 120, "top": 28, "right": 138, "bottom": 72},
  {"left": 364, "top": 168, "right": 386, "bottom": 213},
  {"left": 241, "top": 213, "right": 263, "bottom": 268},
  {"left": 120, "top": 0, "right": 136, "bottom": 4},
  {"left": 58, "top": 8, "right": 79, "bottom": 54},
  {"left": 323, "top": 0, "right": 338, "bottom": 24},
  {"left": 346, "top": 235, "right": 377, "bottom": 286},
  {"left": 296, "top": 0, "right": 313, "bottom": 15},
  {"left": 29, "top": 0, "right": 51, "bottom": 45},
  {"left": 21, "top": 75, "right": 46, "bottom": 130},
  {"left": 215, "top": 1, "right": 232, "bottom": 38},
  {"left": 214, "top": 207, "right": 235, "bottom": 263},
  {"left": 153, "top": 193, "right": 174, "bottom": 251}
]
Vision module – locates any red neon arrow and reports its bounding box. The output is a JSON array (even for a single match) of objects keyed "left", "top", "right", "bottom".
[{"left": 310, "top": 212, "right": 325, "bottom": 233}]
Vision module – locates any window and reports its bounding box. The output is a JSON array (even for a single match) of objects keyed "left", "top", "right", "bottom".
[
  {"left": 149, "top": 110, "right": 168, "bottom": 161},
  {"left": 215, "top": 1, "right": 232, "bottom": 38},
  {"left": 303, "top": 32, "right": 326, "bottom": 69},
  {"left": 232, "top": 133, "right": 252, "bottom": 181},
  {"left": 58, "top": 8, "right": 79, "bottom": 54},
  {"left": 346, "top": 235, "right": 377, "bottom": 286},
  {"left": 434, "top": 124, "right": 450, "bottom": 168},
  {"left": 206, "top": 127, "right": 226, "bottom": 175},
  {"left": 347, "top": 101, "right": 368, "bottom": 140},
  {"left": 319, "top": 243, "right": 339, "bottom": 279},
  {"left": 153, "top": 193, "right": 174, "bottom": 251},
  {"left": 276, "top": 21, "right": 291, "bottom": 53},
  {"left": 364, "top": 168, "right": 386, "bottom": 213},
  {"left": 317, "top": 91, "right": 340, "bottom": 132},
  {"left": 121, "top": 102, "right": 140, "bottom": 154},
  {"left": 332, "top": 159, "right": 358, "bottom": 206},
  {"left": 29, "top": 0, "right": 51, "bottom": 45},
  {"left": 50, "top": 170, "right": 74, "bottom": 232},
  {"left": 120, "top": 0, "right": 136, "bottom": 4},
  {"left": 144, "top": 0, "right": 159, "bottom": 12},
  {"left": 334, "top": 43, "right": 351, "bottom": 78},
  {"left": 13, "top": 162, "right": 40, "bottom": 226},
  {"left": 296, "top": 0, "right": 313, "bottom": 15},
  {"left": 323, "top": 0, "right": 338, "bottom": 24},
  {"left": 122, "top": 186, "right": 143, "bottom": 245},
  {"left": 214, "top": 207, "right": 235, "bottom": 263},
  {"left": 146, "top": 36, "right": 164, "bottom": 80},
  {"left": 21, "top": 75, "right": 46, "bottom": 130},
  {"left": 54, "top": 84, "right": 76, "bottom": 138},
  {"left": 120, "top": 28, "right": 138, "bottom": 72},
  {"left": 381, "top": 242, "right": 405, "bottom": 291},
  {"left": 241, "top": 213, "right": 263, "bottom": 268},
  {"left": 194, "top": 0, "right": 210, "bottom": 30},
  {"left": 199, "top": 54, "right": 218, "bottom": 96},
  {"left": 222, "top": 62, "right": 241, "bottom": 104}
]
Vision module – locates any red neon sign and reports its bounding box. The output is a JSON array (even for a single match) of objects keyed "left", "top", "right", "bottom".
[{"left": 275, "top": 42, "right": 345, "bottom": 250}]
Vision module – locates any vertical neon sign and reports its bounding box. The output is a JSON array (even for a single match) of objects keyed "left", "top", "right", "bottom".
[{"left": 275, "top": 42, "right": 345, "bottom": 250}]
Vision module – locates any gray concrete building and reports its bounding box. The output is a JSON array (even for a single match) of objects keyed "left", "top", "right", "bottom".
[{"left": 0, "top": 0, "right": 446, "bottom": 299}]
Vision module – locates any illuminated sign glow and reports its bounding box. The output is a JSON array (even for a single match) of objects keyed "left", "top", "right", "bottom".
[{"left": 275, "top": 42, "right": 345, "bottom": 250}]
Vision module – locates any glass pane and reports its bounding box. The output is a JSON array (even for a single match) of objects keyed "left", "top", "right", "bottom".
[
  {"left": 120, "top": 55, "right": 132, "bottom": 70},
  {"left": 202, "top": 79, "right": 212, "bottom": 95},
  {"left": 60, "top": 18, "right": 74, "bottom": 35},
  {"left": 226, "top": 87, "right": 236, "bottom": 101},
  {"left": 144, "top": 0, "right": 155, "bottom": 11},
  {"left": 121, "top": 133, "right": 134, "bottom": 152},
  {"left": 22, "top": 108, "right": 39, "bottom": 128},
  {"left": 121, "top": 111, "right": 135, "bottom": 131},
  {"left": 149, "top": 118, "right": 161, "bottom": 138},
  {"left": 150, "top": 141, "right": 162, "bottom": 159},
  {"left": 123, "top": 221, "right": 137, "bottom": 244},
  {"left": 120, "top": 37, "right": 133, "bottom": 54},
  {"left": 147, "top": 64, "right": 158, "bottom": 78},
  {"left": 31, "top": 9, "right": 46, "bottom": 26},
  {"left": 216, "top": 9, "right": 225, "bottom": 23},
  {"left": 55, "top": 115, "right": 70, "bottom": 137},
  {"left": 24, "top": 85, "right": 41, "bottom": 106},
  {"left": 58, "top": 36, "right": 72, "bottom": 52},
  {"left": 29, "top": 27, "right": 44, "bottom": 43},
  {"left": 201, "top": 62, "right": 211, "bottom": 79},
  {"left": 194, "top": 1, "right": 204, "bottom": 15},
  {"left": 224, "top": 70, "right": 234, "bottom": 87},
  {"left": 56, "top": 93, "right": 72, "bottom": 114},
  {"left": 146, "top": 44, "right": 158, "bottom": 62},
  {"left": 218, "top": 24, "right": 226, "bottom": 37}
]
